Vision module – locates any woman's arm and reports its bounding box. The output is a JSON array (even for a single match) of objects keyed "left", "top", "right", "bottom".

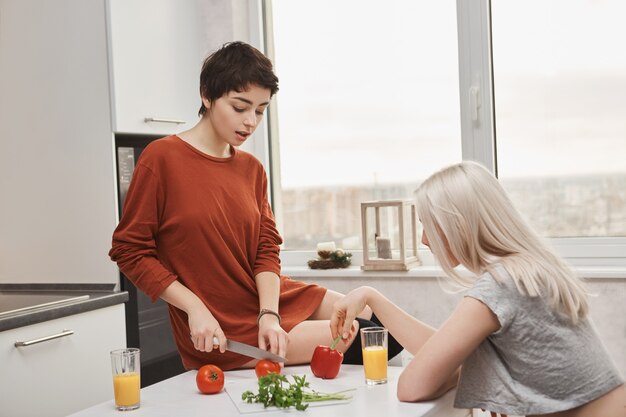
[
  {"left": 331, "top": 286, "right": 437, "bottom": 354},
  {"left": 397, "top": 297, "right": 500, "bottom": 401},
  {"left": 251, "top": 169, "right": 288, "bottom": 361},
  {"left": 109, "top": 162, "right": 179, "bottom": 302},
  {"left": 255, "top": 271, "right": 288, "bottom": 361},
  {"left": 160, "top": 280, "right": 227, "bottom": 354},
  {"left": 331, "top": 287, "right": 500, "bottom": 402}
]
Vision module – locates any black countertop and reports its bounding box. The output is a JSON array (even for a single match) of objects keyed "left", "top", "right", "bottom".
[{"left": 0, "top": 283, "right": 128, "bottom": 332}]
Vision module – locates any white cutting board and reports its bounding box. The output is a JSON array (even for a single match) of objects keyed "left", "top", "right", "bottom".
[{"left": 224, "top": 375, "right": 355, "bottom": 413}]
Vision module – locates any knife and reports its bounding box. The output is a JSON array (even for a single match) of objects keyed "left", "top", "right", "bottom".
[{"left": 213, "top": 337, "right": 286, "bottom": 362}]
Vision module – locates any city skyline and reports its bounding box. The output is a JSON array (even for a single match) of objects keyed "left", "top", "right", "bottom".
[{"left": 279, "top": 172, "right": 626, "bottom": 250}]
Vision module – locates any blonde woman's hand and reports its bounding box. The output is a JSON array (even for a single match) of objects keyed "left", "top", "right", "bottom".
[
  {"left": 257, "top": 315, "right": 288, "bottom": 365},
  {"left": 187, "top": 305, "right": 226, "bottom": 353},
  {"left": 330, "top": 286, "right": 372, "bottom": 341}
]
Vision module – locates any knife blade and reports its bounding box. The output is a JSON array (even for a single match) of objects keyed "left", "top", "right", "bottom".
[{"left": 213, "top": 337, "right": 286, "bottom": 362}]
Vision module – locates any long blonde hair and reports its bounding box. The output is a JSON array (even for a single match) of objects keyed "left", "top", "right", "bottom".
[{"left": 415, "top": 161, "right": 588, "bottom": 322}]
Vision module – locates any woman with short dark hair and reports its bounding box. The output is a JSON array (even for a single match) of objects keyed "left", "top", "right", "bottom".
[{"left": 110, "top": 42, "right": 376, "bottom": 371}]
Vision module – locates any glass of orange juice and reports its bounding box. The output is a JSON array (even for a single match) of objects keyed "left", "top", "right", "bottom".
[
  {"left": 110, "top": 348, "right": 141, "bottom": 411},
  {"left": 360, "top": 327, "right": 388, "bottom": 385}
]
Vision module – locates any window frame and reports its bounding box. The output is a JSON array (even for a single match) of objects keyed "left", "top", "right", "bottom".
[{"left": 258, "top": 0, "right": 626, "bottom": 268}]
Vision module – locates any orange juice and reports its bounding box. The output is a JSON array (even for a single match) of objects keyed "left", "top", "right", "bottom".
[
  {"left": 362, "top": 346, "right": 388, "bottom": 381},
  {"left": 113, "top": 372, "right": 140, "bottom": 407}
]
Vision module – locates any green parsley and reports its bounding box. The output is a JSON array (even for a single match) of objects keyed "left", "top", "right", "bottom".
[{"left": 241, "top": 373, "right": 354, "bottom": 411}]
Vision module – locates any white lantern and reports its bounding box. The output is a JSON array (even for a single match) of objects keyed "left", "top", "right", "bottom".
[{"left": 360, "top": 200, "right": 421, "bottom": 271}]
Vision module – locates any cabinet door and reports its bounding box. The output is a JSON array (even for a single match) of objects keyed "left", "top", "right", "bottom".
[
  {"left": 0, "top": 0, "right": 118, "bottom": 285},
  {"left": 0, "top": 305, "right": 126, "bottom": 417},
  {"left": 106, "top": 0, "right": 211, "bottom": 134}
]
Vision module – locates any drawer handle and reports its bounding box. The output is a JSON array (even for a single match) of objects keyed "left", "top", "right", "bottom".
[
  {"left": 144, "top": 117, "right": 186, "bottom": 124},
  {"left": 14, "top": 329, "right": 74, "bottom": 347}
]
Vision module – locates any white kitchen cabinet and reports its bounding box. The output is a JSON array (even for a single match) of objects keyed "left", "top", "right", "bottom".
[
  {"left": 0, "top": 0, "right": 119, "bottom": 285},
  {"left": 106, "top": 0, "right": 216, "bottom": 135},
  {"left": 0, "top": 1, "right": 261, "bottom": 286},
  {"left": 0, "top": 304, "right": 126, "bottom": 417}
]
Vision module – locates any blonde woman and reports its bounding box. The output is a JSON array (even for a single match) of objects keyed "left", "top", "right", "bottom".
[{"left": 331, "top": 161, "right": 624, "bottom": 417}]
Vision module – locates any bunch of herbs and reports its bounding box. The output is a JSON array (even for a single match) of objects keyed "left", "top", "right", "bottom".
[{"left": 241, "top": 373, "right": 353, "bottom": 411}]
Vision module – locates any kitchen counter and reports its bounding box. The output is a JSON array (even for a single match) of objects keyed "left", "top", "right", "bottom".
[
  {"left": 0, "top": 283, "right": 128, "bottom": 332},
  {"left": 68, "top": 365, "right": 469, "bottom": 417}
]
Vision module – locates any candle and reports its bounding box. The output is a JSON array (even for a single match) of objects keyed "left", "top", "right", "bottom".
[
  {"left": 316, "top": 241, "right": 336, "bottom": 252},
  {"left": 376, "top": 237, "right": 392, "bottom": 259}
]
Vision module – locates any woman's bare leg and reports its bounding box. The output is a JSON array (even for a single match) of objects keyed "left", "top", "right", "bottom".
[
  {"left": 241, "top": 290, "right": 373, "bottom": 368},
  {"left": 241, "top": 318, "right": 359, "bottom": 368},
  {"left": 285, "top": 319, "right": 359, "bottom": 365},
  {"left": 283, "top": 289, "right": 375, "bottom": 365},
  {"left": 308, "top": 289, "right": 372, "bottom": 321}
]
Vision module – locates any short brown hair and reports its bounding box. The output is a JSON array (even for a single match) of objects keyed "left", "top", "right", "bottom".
[{"left": 198, "top": 41, "right": 279, "bottom": 116}]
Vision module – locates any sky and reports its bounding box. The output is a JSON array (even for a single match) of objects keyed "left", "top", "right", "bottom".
[{"left": 269, "top": 0, "right": 626, "bottom": 188}]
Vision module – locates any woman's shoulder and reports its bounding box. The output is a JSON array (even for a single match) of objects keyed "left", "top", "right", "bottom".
[
  {"left": 235, "top": 147, "right": 264, "bottom": 167},
  {"left": 476, "top": 265, "right": 511, "bottom": 286},
  {"left": 233, "top": 148, "right": 268, "bottom": 179},
  {"left": 142, "top": 135, "right": 180, "bottom": 155},
  {"left": 466, "top": 266, "right": 527, "bottom": 335},
  {"left": 135, "top": 135, "right": 186, "bottom": 166},
  {"left": 470, "top": 266, "right": 519, "bottom": 299}
]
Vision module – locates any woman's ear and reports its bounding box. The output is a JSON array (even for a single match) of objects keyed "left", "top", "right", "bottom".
[{"left": 201, "top": 96, "right": 211, "bottom": 111}]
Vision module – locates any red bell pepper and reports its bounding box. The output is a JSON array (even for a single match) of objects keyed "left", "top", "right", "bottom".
[{"left": 310, "top": 335, "right": 344, "bottom": 379}]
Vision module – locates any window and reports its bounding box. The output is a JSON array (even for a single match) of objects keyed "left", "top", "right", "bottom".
[
  {"left": 491, "top": 0, "right": 626, "bottom": 238},
  {"left": 264, "top": 0, "right": 626, "bottom": 265},
  {"left": 269, "top": 0, "right": 461, "bottom": 251}
]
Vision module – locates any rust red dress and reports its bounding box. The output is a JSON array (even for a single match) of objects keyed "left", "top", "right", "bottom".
[{"left": 109, "top": 136, "right": 326, "bottom": 370}]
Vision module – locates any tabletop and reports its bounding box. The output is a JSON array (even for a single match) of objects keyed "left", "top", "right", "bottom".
[{"left": 68, "top": 365, "right": 470, "bottom": 417}]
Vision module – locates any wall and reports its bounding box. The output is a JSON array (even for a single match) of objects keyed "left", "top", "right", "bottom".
[
  {"left": 195, "top": 0, "right": 262, "bottom": 59},
  {"left": 300, "top": 274, "right": 626, "bottom": 378}
]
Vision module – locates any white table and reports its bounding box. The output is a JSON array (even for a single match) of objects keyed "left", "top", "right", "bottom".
[{"left": 68, "top": 365, "right": 469, "bottom": 417}]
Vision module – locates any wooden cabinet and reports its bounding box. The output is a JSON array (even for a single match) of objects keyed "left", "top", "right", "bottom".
[
  {"left": 0, "top": 304, "right": 126, "bottom": 417},
  {"left": 106, "top": 0, "right": 213, "bottom": 134}
]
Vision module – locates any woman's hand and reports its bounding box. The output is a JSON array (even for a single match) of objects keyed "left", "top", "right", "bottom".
[
  {"left": 330, "top": 286, "right": 373, "bottom": 340},
  {"left": 187, "top": 304, "right": 226, "bottom": 353},
  {"left": 159, "top": 280, "right": 227, "bottom": 353},
  {"left": 257, "top": 314, "right": 288, "bottom": 364}
]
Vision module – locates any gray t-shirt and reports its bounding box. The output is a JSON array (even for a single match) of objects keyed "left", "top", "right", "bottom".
[{"left": 454, "top": 267, "right": 623, "bottom": 415}]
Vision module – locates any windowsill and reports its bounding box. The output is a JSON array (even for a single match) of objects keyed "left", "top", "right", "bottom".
[
  {"left": 283, "top": 265, "right": 445, "bottom": 279},
  {"left": 281, "top": 265, "right": 626, "bottom": 280}
]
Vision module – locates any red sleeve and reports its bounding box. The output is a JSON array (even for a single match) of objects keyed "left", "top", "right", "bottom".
[
  {"left": 253, "top": 172, "right": 283, "bottom": 277},
  {"left": 109, "top": 162, "right": 178, "bottom": 302}
]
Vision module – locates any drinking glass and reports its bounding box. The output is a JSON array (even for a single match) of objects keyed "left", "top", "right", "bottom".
[
  {"left": 110, "top": 348, "right": 140, "bottom": 411},
  {"left": 360, "top": 327, "right": 388, "bottom": 385}
]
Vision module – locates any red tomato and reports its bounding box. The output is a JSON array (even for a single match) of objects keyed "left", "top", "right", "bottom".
[
  {"left": 196, "top": 364, "right": 224, "bottom": 394},
  {"left": 255, "top": 360, "right": 281, "bottom": 378}
]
